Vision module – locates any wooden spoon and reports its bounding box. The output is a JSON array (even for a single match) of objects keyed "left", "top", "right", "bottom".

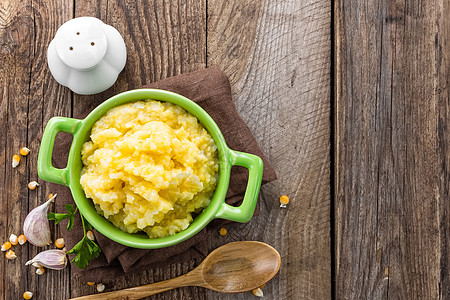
[{"left": 70, "top": 241, "right": 281, "bottom": 300}]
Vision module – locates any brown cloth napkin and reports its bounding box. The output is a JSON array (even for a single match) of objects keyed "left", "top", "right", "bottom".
[{"left": 50, "top": 67, "right": 277, "bottom": 281}]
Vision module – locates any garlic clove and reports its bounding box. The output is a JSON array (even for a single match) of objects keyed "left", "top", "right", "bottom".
[
  {"left": 23, "top": 194, "right": 57, "bottom": 247},
  {"left": 25, "top": 249, "right": 67, "bottom": 270}
]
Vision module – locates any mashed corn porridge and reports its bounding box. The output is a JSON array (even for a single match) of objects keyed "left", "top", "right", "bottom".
[{"left": 80, "top": 100, "right": 219, "bottom": 238}]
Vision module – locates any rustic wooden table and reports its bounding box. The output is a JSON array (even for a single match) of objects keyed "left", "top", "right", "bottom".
[{"left": 1, "top": 0, "right": 448, "bottom": 299}]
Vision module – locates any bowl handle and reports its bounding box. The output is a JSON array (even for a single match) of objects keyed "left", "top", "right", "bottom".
[
  {"left": 38, "top": 117, "right": 81, "bottom": 186},
  {"left": 215, "top": 150, "right": 263, "bottom": 223}
]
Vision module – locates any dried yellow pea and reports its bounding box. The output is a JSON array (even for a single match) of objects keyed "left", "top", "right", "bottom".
[
  {"left": 12, "top": 154, "right": 20, "bottom": 168},
  {"left": 219, "top": 227, "right": 228, "bottom": 236},
  {"left": 1, "top": 241, "right": 11, "bottom": 252},
  {"left": 97, "top": 283, "right": 105, "bottom": 292},
  {"left": 279, "top": 195, "right": 289, "bottom": 208},
  {"left": 9, "top": 234, "right": 18, "bottom": 245},
  {"left": 36, "top": 266, "right": 45, "bottom": 275},
  {"left": 18, "top": 234, "right": 27, "bottom": 245},
  {"left": 55, "top": 238, "right": 65, "bottom": 248},
  {"left": 252, "top": 287, "right": 264, "bottom": 297},
  {"left": 28, "top": 181, "right": 39, "bottom": 190},
  {"left": 5, "top": 249, "right": 17, "bottom": 260},
  {"left": 20, "top": 147, "right": 30, "bottom": 156},
  {"left": 86, "top": 230, "right": 95, "bottom": 241}
]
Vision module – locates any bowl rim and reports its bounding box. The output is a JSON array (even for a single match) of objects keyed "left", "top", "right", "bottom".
[{"left": 66, "top": 88, "right": 232, "bottom": 248}]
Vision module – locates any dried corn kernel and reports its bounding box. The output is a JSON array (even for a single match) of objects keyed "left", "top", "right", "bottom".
[
  {"left": 1, "top": 241, "right": 11, "bottom": 251},
  {"left": 20, "top": 147, "right": 30, "bottom": 156},
  {"left": 48, "top": 193, "right": 54, "bottom": 199},
  {"left": 279, "top": 195, "right": 290, "bottom": 208},
  {"left": 12, "top": 154, "right": 20, "bottom": 168},
  {"left": 252, "top": 287, "right": 263, "bottom": 297},
  {"left": 23, "top": 291, "right": 33, "bottom": 299},
  {"left": 86, "top": 230, "right": 95, "bottom": 241},
  {"left": 5, "top": 249, "right": 17, "bottom": 260},
  {"left": 32, "top": 262, "right": 42, "bottom": 268},
  {"left": 18, "top": 234, "right": 27, "bottom": 245},
  {"left": 55, "top": 238, "right": 65, "bottom": 248},
  {"left": 28, "top": 181, "right": 39, "bottom": 190},
  {"left": 219, "top": 227, "right": 227, "bottom": 236},
  {"left": 87, "top": 282, "right": 95, "bottom": 286},
  {"left": 96, "top": 283, "right": 105, "bottom": 292},
  {"left": 36, "top": 266, "right": 45, "bottom": 275},
  {"left": 9, "top": 234, "right": 18, "bottom": 245}
]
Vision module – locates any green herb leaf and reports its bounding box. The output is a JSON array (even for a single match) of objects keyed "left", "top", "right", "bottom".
[
  {"left": 67, "top": 214, "right": 75, "bottom": 231},
  {"left": 48, "top": 203, "right": 101, "bottom": 269},
  {"left": 85, "top": 220, "right": 93, "bottom": 232},
  {"left": 47, "top": 204, "right": 77, "bottom": 228},
  {"left": 67, "top": 236, "right": 101, "bottom": 269},
  {"left": 65, "top": 204, "right": 74, "bottom": 213}
]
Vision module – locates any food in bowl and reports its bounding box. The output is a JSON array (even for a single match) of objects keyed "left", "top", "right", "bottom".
[{"left": 80, "top": 100, "right": 219, "bottom": 238}]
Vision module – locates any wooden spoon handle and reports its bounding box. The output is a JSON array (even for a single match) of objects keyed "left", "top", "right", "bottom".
[{"left": 69, "top": 272, "right": 206, "bottom": 300}]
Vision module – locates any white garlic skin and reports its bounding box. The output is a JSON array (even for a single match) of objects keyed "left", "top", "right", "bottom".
[
  {"left": 23, "top": 194, "right": 57, "bottom": 247},
  {"left": 25, "top": 249, "right": 67, "bottom": 270}
]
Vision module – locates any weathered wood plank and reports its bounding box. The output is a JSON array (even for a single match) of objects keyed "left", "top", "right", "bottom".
[
  {"left": 335, "top": 0, "right": 450, "bottom": 298},
  {"left": 0, "top": 0, "right": 73, "bottom": 299},
  {"left": 436, "top": 2, "right": 450, "bottom": 297},
  {"left": 70, "top": 1, "right": 207, "bottom": 299},
  {"left": 207, "top": 0, "right": 332, "bottom": 299},
  {"left": 26, "top": 0, "right": 74, "bottom": 299}
]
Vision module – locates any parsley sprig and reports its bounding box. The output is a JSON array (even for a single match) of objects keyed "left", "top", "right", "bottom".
[
  {"left": 48, "top": 204, "right": 101, "bottom": 269},
  {"left": 48, "top": 204, "right": 77, "bottom": 230}
]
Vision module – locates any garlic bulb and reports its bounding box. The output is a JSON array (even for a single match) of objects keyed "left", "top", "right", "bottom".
[
  {"left": 25, "top": 249, "right": 67, "bottom": 270},
  {"left": 23, "top": 194, "right": 57, "bottom": 246}
]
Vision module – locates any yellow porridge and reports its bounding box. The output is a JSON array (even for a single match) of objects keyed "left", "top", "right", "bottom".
[{"left": 80, "top": 100, "right": 219, "bottom": 238}]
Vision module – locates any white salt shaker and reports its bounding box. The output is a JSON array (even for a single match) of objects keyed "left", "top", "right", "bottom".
[{"left": 47, "top": 17, "right": 126, "bottom": 95}]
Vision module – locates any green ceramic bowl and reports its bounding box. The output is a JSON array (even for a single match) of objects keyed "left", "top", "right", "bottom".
[{"left": 38, "top": 89, "right": 263, "bottom": 249}]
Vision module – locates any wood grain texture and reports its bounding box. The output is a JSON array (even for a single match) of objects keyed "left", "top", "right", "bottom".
[
  {"left": 0, "top": 0, "right": 72, "bottom": 299},
  {"left": 335, "top": 0, "right": 450, "bottom": 298},
  {"left": 1, "top": 0, "right": 333, "bottom": 299},
  {"left": 27, "top": 1, "right": 73, "bottom": 299},
  {"left": 207, "top": 0, "right": 332, "bottom": 299},
  {"left": 0, "top": 1, "right": 33, "bottom": 298}
]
